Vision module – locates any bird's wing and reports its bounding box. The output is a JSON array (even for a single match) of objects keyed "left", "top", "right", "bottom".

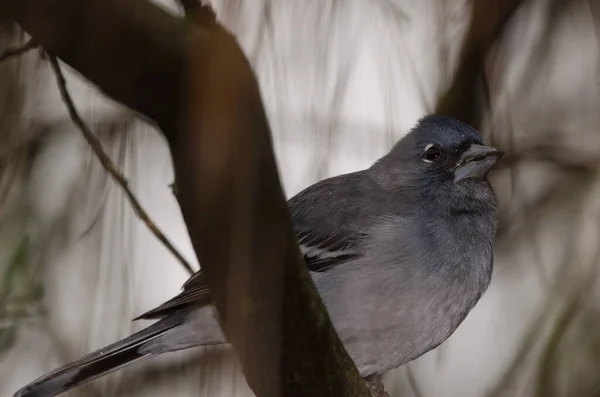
[
  {"left": 134, "top": 271, "right": 210, "bottom": 320},
  {"left": 137, "top": 172, "right": 384, "bottom": 319},
  {"left": 289, "top": 171, "right": 383, "bottom": 272},
  {"left": 295, "top": 226, "right": 363, "bottom": 272}
]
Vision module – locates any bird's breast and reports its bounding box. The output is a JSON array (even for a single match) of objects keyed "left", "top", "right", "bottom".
[{"left": 313, "top": 213, "right": 494, "bottom": 376}]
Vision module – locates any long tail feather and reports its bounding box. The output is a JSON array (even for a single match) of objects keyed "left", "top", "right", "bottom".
[{"left": 13, "top": 314, "right": 184, "bottom": 397}]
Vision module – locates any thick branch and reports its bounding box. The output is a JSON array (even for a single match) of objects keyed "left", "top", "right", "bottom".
[
  {"left": 3, "top": 0, "right": 187, "bottom": 131},
  {"left": 3, "top": 0, "right": 369, "bottom": 396},
  {"left": 0, "top": 38, "right": 36, "bottom": 62},
  {"left": 436, "top": 0, "right": 528, "bottom": 126}
]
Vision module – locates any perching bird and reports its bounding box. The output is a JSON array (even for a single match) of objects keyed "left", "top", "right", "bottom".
[{"left": 14, "top": 115, "right": 503, "bottom": 397}]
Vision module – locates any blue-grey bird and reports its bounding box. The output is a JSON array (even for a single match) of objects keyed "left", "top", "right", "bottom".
[{"left": 14, "top": 115, "right": 503, "bottom": 397}]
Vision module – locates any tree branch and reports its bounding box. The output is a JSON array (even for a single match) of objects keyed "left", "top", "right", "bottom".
[
  {"left": 0, "top": 38, "right": 36, "bottom": 62},
  {"left": 48, "top": 55, "right": 195, "bottom": 276},
  {"left": 3, "top": 0, "right": 370, "bottom": 396},
  {"left": 436, "top": 0, "right": 529, "bottom": 127},
  {"left": 3, "top": 0, "right": 187, "bottom": 131}
]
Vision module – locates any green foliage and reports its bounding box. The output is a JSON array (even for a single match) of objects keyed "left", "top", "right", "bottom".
[
  {"left": 0, "top": 235, "right": 44, "bottom": 355},
  {"left": 0, "top": 326, "right": 16, "bottom": 355},
  {"left": 2, "top": 235, "right": 42, "bottom": 304}
]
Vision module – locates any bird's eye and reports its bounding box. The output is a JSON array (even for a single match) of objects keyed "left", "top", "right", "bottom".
[{"left": 422, "top": 144, "right": 442, "bottom": 163}]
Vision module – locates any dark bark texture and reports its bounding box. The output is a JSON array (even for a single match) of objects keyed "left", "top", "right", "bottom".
[{"left": 2, "top": 0, "right": 370, "bottom": 396}]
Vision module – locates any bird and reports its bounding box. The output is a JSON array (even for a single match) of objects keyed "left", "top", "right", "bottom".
[{"left": 14, "top": 114, "right": 503, "bottom": 397}]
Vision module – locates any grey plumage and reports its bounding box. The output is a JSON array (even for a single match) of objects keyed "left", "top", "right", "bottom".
[{"left": 14, "top": 115, "right": 502, "bottom": 397}]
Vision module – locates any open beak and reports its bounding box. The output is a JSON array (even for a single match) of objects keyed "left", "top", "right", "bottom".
[{"left": 453, "top": 144, "right": 504, "bottom": 183}]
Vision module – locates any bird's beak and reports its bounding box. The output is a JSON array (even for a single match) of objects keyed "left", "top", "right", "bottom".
[{"left": 453, "top": 144, "right": 504, "bottom": 183}]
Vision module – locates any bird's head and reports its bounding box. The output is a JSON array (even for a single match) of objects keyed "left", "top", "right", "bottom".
[
  {"left": 373, "top": 115, "right": 503, "bottom": 211},
  {"left": 406, "top": 115, "right": 503, "bottom": 183}
]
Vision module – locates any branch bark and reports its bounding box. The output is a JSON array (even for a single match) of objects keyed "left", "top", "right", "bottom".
[
  {"left": 48, "top": 55, "right": 195, "bottom": 276},
  {"left": 0, "top": 38, "right": 36, "bottom": 62},
  {"left": 2, "top": 0, "right": 369, "bottom": 396},
  {"left": 435, "top": 0, "right": 528, "bottom": 127}
]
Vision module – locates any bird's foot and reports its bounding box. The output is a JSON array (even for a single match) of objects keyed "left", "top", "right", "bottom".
[{"left": 366, "top": 381, "right": 389, "bottom": 397}]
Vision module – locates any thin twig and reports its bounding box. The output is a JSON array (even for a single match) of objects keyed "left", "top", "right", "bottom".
[
  {"left": 48, "top": 55, "right": 195, "bottom": 276},
  {"left": 0, "top": 38, "right": 37, "bottom": 63}
]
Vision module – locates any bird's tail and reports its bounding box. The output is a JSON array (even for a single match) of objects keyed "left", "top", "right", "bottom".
[{"left": 13, "top": 313, "right": 185, "bottom": 397}]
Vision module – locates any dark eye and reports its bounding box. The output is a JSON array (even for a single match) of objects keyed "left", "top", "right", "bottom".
[{"left": 422, "top": 144, "right": 442, "bottom": 162}]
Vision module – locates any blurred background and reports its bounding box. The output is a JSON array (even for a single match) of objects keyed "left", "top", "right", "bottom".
[{"left": 1, "top": 0, "right": 600, "bottom": 396}]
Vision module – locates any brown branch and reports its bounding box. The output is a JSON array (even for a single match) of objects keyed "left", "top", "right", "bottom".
[
  {"left": 435, "top": 0, "right": 529, "bottom": 127},
  {"left": 178, "top": 0, "right": 217, "bottom": 24},
  {"left": 2, "top": 0, "right": 187, "bottom": 131},
  {"left": 48, "top": 55, "right": 195, "bottom": 276},
  {"left": 0, "top": 38, "right": 36, "bottom": 62},
  {"left": 177, "top": 0, "right": 200, "bottom": 15},
  {"left": 4, "top": 0, "right": 370, "bottom": 396}
]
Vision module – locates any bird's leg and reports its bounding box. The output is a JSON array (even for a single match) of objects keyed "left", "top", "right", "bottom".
[{"left": 364, "top": 374, "right": 389, "bottom": 397}]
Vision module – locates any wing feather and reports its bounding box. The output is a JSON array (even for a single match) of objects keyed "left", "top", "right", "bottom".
[{"left": 136, "top": 171, "right": 393, "bottom": 319}]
